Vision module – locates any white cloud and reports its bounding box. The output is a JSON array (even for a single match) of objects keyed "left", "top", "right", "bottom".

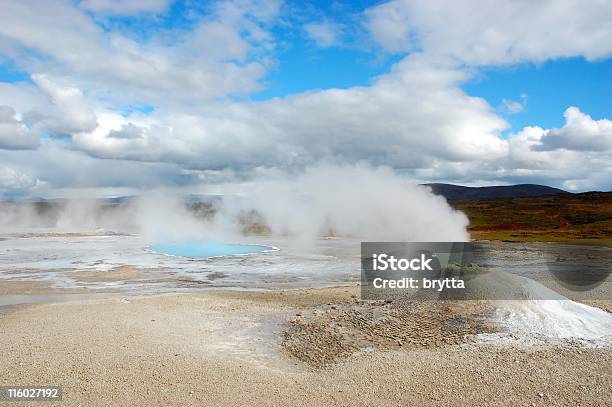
[
  {"left": 107, "top": 123, "right": 146, "bottom": 139},
  {"left": 364, "top": 0, "right": 612, "bottom": 64},
  {"left": 68, "top": 55, "right": 508, "bottom": 170},
  {"left": 534, "top": 107, "right": 612, "bottom": 151},
  {"left": 0, "top": 141, "right": 195, "bottom": 197},
  {"left": 0, "top": 166, "right": 37, "bottom": 192},
  {"left": 0, "top": 77, "right": 97, "bottom": 149},
  {"left": 0, "top": 82, "right": 49, "bottom": 113},
  {"left": 501, "top": 99, "right": 525, "bottom": 114},
  {"left": 443, "top": 118, "right": 612, "bottom": 191},
  {"left": 79, "top": 0, "right": 170, "bottom": 16},
  {"left": 33, "top": 58, "right": 612, "bottom": 194},
  {"left": 0, "top": 0, "right": 611, "bottom": 196},
  {"left": 181, "top": 0, "right": 280, "bottom": 63},
  {"left": 304, "top": 21, "right": 343, "bottom": 47},
  {"left": 0, "top": 106, "right": 39, "bottom": 150},
  {"left": 500, "top": 94, "right": 527, "bottom": 115},
  {"left": 0, "top": 0, "right": 280, "bottom": 102},
  {"left": 363, "top": 1, "right": 417, "bottom": 53},
  {"left": 31, "top": 74, "right": 98, "bottom": 135}
]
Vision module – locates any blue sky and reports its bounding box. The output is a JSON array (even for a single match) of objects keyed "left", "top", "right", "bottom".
[
  {"left": 0, "top": 59, "right": 31, "bottom": 83},
  {"left": 465, "top": 57, "right": 612, "bottom": 131},
  {"left": 0, "top": 0, "right": 611, "bottom": 198}
]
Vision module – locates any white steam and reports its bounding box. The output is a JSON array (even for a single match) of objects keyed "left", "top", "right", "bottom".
[
  {"left": 0, "top": 164, "right": 469, "bottom": 244},
  {"left": 221, "top": 164, "right": 469, "bottom": 244}
]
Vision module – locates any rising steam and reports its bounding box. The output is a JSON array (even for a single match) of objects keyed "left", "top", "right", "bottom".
[
  {"left": 220, "top": 164, "right": 469, "bottom": 244},
  {"left": 0, "top": 164, "right": 469, "bottom": 244}
]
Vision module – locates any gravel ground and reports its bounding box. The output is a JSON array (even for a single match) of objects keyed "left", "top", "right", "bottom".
[{"left": 0, "top": 287, "right": 610, "bottom": 406}]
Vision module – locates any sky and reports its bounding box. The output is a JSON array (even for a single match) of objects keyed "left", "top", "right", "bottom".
[{"left": 0, "top": 0, "right": 611, "bottom": 199}]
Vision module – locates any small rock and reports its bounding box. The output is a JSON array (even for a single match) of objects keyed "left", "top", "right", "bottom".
[{"left": 537, "top": 392, "right": 544, "bottom": 398}]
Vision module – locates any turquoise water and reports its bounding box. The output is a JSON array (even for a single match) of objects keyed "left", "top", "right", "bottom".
[{"left": 149, "top": 241, "right": 273, "bottom": 258}]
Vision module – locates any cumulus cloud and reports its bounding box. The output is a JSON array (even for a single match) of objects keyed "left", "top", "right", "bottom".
[
  {"left": 44, "top": 59, "right": 611, "bottom": 194},
  {"left": 0, "top": 82, "right": 49, "bottom": 113},
  {"left": 0, "top": 140, "right": 198, "bottom": 199},
  {"left": 534, "top": 107, "right": 612, "bottom": 151},
  {"left": 364, "top": 0, "right": 612, "bottom": 64},
  {"left": 79, "top": 0, "right": 170, "bottom": 16},
  {"left": 0, "top": 166, "right": 37, "bottom": 192},
  {"left": 0, "top": 0, "right": 611, "bottom": 197},
  {"left": 107, "top": 123, "right": 146, "bottom": 139},
  {"left": 435, "top": 118, "right": 612, "bottom": 192},
  {"left": 304, "top": 21, "right": 343, "bottom": 47},
  {"left": 31, "top": 74, "right": 98, "bottom": 135},
  {"left": 0, "top": 0, "right": 280, "bottom": 102},
  {"left": 0, "top": 76, "right": 97, "bottom": 149},
  {"left": 69, "top": 55, "right": 507, "bottom": 170},
  {"left": 0, "top": 106, "right": 39, "bottom": 150},
  {"left": 183, "top": 0, "right": 280, "bottom": 60}
]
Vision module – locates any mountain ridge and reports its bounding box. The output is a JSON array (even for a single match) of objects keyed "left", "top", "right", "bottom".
[{"left": 423, "top": 183, "right": 570, "bottom": 201}]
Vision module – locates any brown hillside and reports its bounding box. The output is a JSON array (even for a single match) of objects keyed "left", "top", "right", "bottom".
[{"left": 452, "top": 192, "right": 612, "bottom": 243}]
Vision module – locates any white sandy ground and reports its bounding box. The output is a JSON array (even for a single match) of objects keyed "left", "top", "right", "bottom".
[
  {"left": 483, "top": 299, "right": 612, "bottom": 347},
  {"left": 475, "top": 274, "right": 612, "bottom": 347},
  {"left": 1, "top": 287, "right": 611, "bottom": 406}
]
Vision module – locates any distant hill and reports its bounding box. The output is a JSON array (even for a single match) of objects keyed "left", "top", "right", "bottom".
[
  {"left": 424, "top": 183, "right": 569, "bottom": 201},
  {"left": 453, "top": 191, "right": 612, "bottom": 243}
]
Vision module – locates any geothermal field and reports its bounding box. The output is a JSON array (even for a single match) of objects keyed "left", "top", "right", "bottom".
[
  {"left": 2, "top": 0, "right": 612, "bottom": 404},
  {"left": 1, "top": 167, "right": 611, "bottom": 405}
]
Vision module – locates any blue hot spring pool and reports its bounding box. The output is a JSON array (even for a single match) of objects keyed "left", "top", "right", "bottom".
[{"left": 149, "top": 241, "right": 275, "bottom": 258}]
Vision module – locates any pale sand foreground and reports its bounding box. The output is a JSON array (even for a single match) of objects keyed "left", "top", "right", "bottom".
[{"left": 1, "top": 288, "right": 611, "bottom": 406}]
